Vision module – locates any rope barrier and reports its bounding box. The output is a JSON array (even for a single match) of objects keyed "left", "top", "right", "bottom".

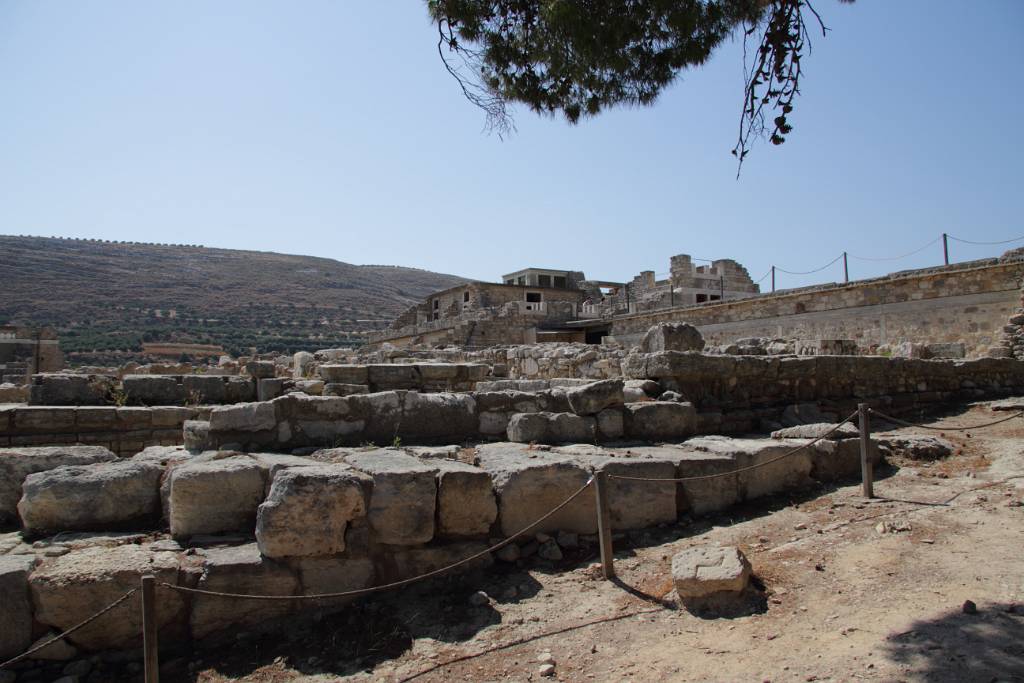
[
  {"left": 848, "top": 236, "right": 941, "bottom": 262},
  {"left": 606, "top": 412, "right": 859, "bottom": 483},
  {"left": 774, "top": 253, "right": 845, "bottom": 277},
  {"left": 869, "top": 408, "right": 1024, "bottom": 432},
  {"left": 947, "top": 233, "right": 1024, "bottom": 246},
  {"left": 0, "top": 588, "right": 138, "bottom": 670},
  {"left": 159, "top": 477, "right": 596, "bottom": 602}
]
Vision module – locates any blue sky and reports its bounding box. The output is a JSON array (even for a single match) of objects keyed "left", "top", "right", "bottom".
[{"left": 1, "top": 1, "right": 1022, "bottom": 289}]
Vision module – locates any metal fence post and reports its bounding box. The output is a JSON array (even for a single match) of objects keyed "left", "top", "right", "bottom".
[
  {"left": 594, "top": 471, "right": 615, "bottom": 579},
  {"left": 141, "top": 574, "right": 159, "bottom": 683},
  {"left": 858, "top": 403, "right": 874, "bottom": 498}
]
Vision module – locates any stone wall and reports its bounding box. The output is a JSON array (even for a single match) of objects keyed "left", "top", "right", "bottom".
[
  {"left": 0, "top": 433, "right": 878, "bottom": 656},
  {"left": 0, "top": 405, "right": 202, "bottom": 455},
  {"left": 606, "top": 259, "right": 1024, "bottom": 357},
  {"left": 195, "top": 356, "right": 1024, "bottom": 452}
]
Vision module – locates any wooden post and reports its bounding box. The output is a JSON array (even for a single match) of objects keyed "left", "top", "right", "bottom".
[
  {"left": 141, "top": 574, "right": 159, "bottom": 683},
  {"left": 858, "top": 403, "right": 874, "bottom": 498},
  {"left": 942, "top": 232, "right": 949, "bottom": 265},
  {"left": 594, "top": 471, "right": 615, "bottom": 579},
  {"left": 771, "top": 266, "right": 775, "bottom": 293},
  {"left": 843, "top": 252, "right": 849, "bottom": 283}
]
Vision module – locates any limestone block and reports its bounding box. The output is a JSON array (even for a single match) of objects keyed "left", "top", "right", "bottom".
[
  {"left": 686, "top": 436, "right": 813, "bottom": 501},
  {"left": 30, "top": 545, "right": 185, "bottom": 650},
  {"left": 208, "top": 402, "right": 276, "bottom": 433},
  {"left": 343, "top": 450, "right": 437, "bottom": 545},
  {"left": 0, "top": 446, "right": 117, "bottom": 523},
  {"left": 182, "top": 420, "right": 211, "bottom": 452},
  {"left": 255, "top": 465, "right": 371, "bottom": 558},
  {"left": 506, "top": 412, "right": 596, "bottom": 444},
  {"left": 318, "top": 364, "right": 369, "bottom": 384},
  {"left": 246, "top": 360, "right": 276, "bottom": 379},
  {"left": 292, "top": 351, "right": 315, "bottom": 379},
  {"left": 150, "top": 406, "right": 196, "bottom": 428},
  {"left": 417, "top": 363, "right": 460, "bottom": 381},
  {"left": 190, "top": 544, "right": 297, "bottom": 638},
  {"left": 479, "top": 410, "right": 512, "bottom": 436},
  {"left": 671, "top": 546, "right": 751, "bottom": 598},
  {"left": 771, "top": 422, "right": 858, "bottom": 440},
  {"left": 18, "top": 460, "right": 163, "bottom": 535},
  {"left": 0, "top": 555, "right": 36, "bottom": 659},
  {"left": 574, "top": 455, "right": 676, "bottom": 529},
  {"left": 168, "top": 456, "right": 267, "bottom": 538},
  {"left": 876, "top": 435, "right": 953, "bottom": 461},
  {"left": 675, "top": 450, "right": 740, "bottom": 515},
  {"left": 257, "top": 378, "right": 285, "bottom": 402},
  {"left": 367, "top": 364, "right": 417, "bottom": 389},
  {"left": 116, "top": 406, "right": 153, "bottom": 430},
  {"left": 624, "top": 402, "right": 697, "bottom": 441},
  {"left": 596, "top": 409, "right": 624, "bottom": 440},
  {"left": 475, "top": 443, "right": 595, "bottom": 536},
  {"left": 323, "top": 383, "right": 369, "bottom": 397},
  {"left": 224, "top": 376, "right": 257, "bottom": 403},
  {"left": 122, "top": 375, "right": 186, "bottom": 405},
  {"left": 13, "top": 407, "right": 75, "bottom": 432},
  {"left": 434, "top": 460, "right": 497, "bottom": 538},
  {"left": 810, "top": 438, "right": 880, "bottom": 481},
  {"left": 182, "top": 375, "right": 226, "bottom": 404},
  {"left": 639, "top": 323, "right": 704, "bottom": 353},
  {"left": 294, "top": 379, "right": 324, "bottom": 396},
  {"left": 400, "top": 392, "right": 478, "bottom": 442},
  {"left": 565, "top": 379, "right": 624, "bottom": 416},
  {"left": 27, "top": 373, "right": 113, "bottom": 406}
]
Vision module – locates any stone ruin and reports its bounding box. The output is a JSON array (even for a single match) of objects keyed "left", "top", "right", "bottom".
[{"left": 2, "top": 321, "right": 1024, "bottom": 667}]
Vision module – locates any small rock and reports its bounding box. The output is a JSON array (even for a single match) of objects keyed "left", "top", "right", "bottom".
[
  {"left": 962, "top": 600, "right": 978, "bottom": 615},
  {"left": 539, "top": 663, "right": 556, "bottom": 677},
  {"left": 538, "top": 539, "right": 563, "bottom": 561},
  {"left": 496, "top": 544, "right": 521, "bottom": 562},
  {"left": 556, "top": 531, "right": 579, "bottom": 549},
  {"left": 537, "top": 652, "right": 555, "bottom": 664},
  {"left": 794, "top": 523, "right": 807, "bottom": 531},
  {"left": 535, "top": 533, "right": 552, "bottom": 543},
  {"left": 468, "top": 591, "right": 490, "bottom": 607}
]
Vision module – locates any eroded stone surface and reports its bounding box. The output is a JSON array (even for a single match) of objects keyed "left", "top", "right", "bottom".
[
  {"left": 671, "top": 546, "right": 751, "bottom": 598},
  {"left": 18, "top": 461, "right": 163, "bottom": 535},
  {"left": 343, "top": 450, "right": 437, "bottom": 545},
  {"left": 0, "top": 555, "right": 36, "bottom": 658},
  {"left": 30, "top": 545, "right": 184, "bottom": 650},
  {"left": 255, "top": 465, "right": 370, "bottom": 558},
  {"left": 434, "top": 460, "right": 498, "bottom": 538},
  {"left": 168, "top": 456, "right": 267, "bottom": 538},
  {"left": 0, "top": 446, "right": 117, "bottom": 523}
]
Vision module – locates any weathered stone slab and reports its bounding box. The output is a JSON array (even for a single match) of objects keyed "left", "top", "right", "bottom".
[
  {"left": 168, "top": 455, "right": 267, "bottom": 538},
  {"left": 565, "top": 379, "right": 624, "bottom": 416},
  {"left": 639, "top": 323, "right": 704, "bottom": 353},
  {"left": 18, "top": 461, "right": 163, "bottom": 535},
  {"left": 123, "top": 375, "right": 186, "bottom": 406},
  {"left": 343, "top": 450, "right": 437, "bottom": 545},
  {"left": 295, "top": 556, "right": 374, "bottom": 608},
  {"left": 30, "top": 545, "right": 185, "bottom": 650},
  {"left": 255, "top": 465, "right": 371, "bottom": 558},
  {"left": 182, "top": 375, "right": 226, "bottom": 404},
  {"left": 684, "top": 436, "right": 813, "bottom": 500},
  {"left": 386, "top": 541, "right": 493, "bottom": 582},
  {"left": 572, "top": 454, "right": 676, "bottom": 529},
  {"left": 596, "top": 409, "right": 624, "bottom": 440},
  {"left": 400, "top": 392, "right": 478, "bottom": 442},
  {"left": 671, "top": 546, "right": 751, "bottom": 598},
  {"left": 771, "top": 422, "right": 859, "bottom": 440},
  {"left": 809, "top": 438, "right": 880, "bottom": 481},
  {"left": 0, "top": 555, "right": 36, "bottom": 659},
  {"left": 506, "top": 412, "right": 596, "bottom": 444},
  {"left": 319, "top": 364, "right": 369, "bottom": 384},
  {"left": 475, "top": 443, "right": 595, "bottom": 536},
  {"left": 433, "top": 460, "right": 497, "bottom": 538},
  {"left": 0, "top": 446, "right": 117, "bottom": 523},
  {"left": 190, "top": 544, "right": 297, "bottom": 638},
  {"left": 208, "top": 402, "right": 276, "bottom": 433},
  {"left": 624, "top": 402, "right": 697, "bottom": 441}
]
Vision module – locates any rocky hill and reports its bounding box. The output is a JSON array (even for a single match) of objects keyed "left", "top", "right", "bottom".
[{"left": 0, "top": 235, "right": 467, "bottom": 364}]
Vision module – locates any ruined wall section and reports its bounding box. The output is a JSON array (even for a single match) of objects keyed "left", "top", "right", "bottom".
[{"left": 608, "top": 260, "right": 1024, "bottom": 357}]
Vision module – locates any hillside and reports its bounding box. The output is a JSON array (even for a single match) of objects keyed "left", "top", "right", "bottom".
[{"left": 0, "top": 235, "right": 467, "bottom": 364}]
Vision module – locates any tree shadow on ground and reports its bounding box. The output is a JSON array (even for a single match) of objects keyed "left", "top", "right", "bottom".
[{"left": 881, "top": 602, "right": 1024, "bottom": 682}]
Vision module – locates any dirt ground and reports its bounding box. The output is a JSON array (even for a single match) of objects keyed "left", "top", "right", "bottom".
[{"left": 177, "top": 401, "right": 1024, "bottom": 683}]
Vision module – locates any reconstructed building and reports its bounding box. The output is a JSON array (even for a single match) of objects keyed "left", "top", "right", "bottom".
[
  {"left": 370, "top": 254, "right": 760, "bottom": 348},
  {"left": 0, "top": 325, "right": 64, "bottom": 384}
]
